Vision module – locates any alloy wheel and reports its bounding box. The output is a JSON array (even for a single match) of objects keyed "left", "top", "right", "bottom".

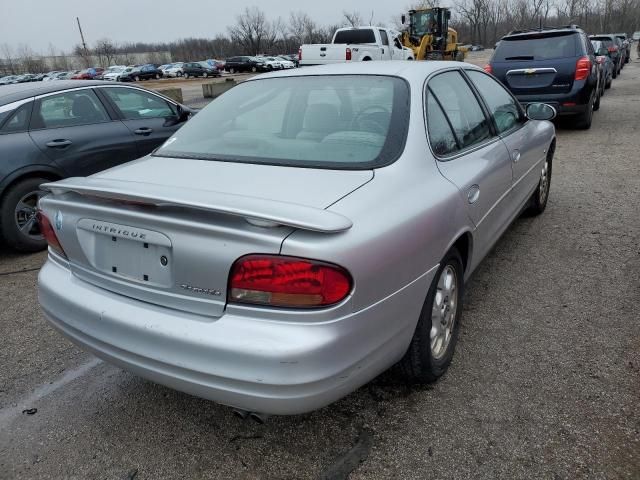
[
  {"left": 430, "top": 265, "right": 458, "bottom": 359},
  {"left": 539, "top": 160, "right": 550, "bottom": 204},
  {"left": 14, "top": 190, "right": 44, "bottom": 241}
]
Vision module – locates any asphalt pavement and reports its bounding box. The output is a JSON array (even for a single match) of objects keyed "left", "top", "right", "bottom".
[{"left": 0, "top": 58, "right": 638, "bottom": 480}]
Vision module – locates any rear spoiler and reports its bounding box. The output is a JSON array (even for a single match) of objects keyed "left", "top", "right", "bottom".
[{"left": 41, "top": 177, "right": 352, "bottom": 233}]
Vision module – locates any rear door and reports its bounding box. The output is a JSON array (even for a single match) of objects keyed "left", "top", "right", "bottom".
[
  {"left": 28, "top": 88, "right": 139, "bottom": 176},
  {"left": 426, "top": 70, "right": 514, "bottom": 260},
  {"left": 491, "top": 32, "right": 580, "bottom": 96},
  {"left": 99, "top": 86, "right": 185, "bottom": 156}
]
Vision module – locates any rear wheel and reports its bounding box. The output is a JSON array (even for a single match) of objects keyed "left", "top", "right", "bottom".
[
  {"left": 229, "top": 67, "right": 235, "bottom": 74},
  {"left": 527, "top": 144, "right": 554, "bottom": 216},
  {"left": 203, "top": 72, "right": 208, "bottom": 78},
  {"left": 0, "top": 177, "right": 49, "bottom": 252},
  {"left": 575, "top": 95, "right": 594, "bottom": 130},
  {"left": 400, "top": 248, "right": 464, "bottom": 383},
  {"left": 134, "top": 75, "right": 140, "bottom": 82},
  {"left": 593, "top": 88, "right": 601, "bottom": 111},
  {"left": 251, "top": 66, "right": 257, "bottom": 72}
]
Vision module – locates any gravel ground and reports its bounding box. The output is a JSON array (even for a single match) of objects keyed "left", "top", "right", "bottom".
[{"left": 0, "top": 57, "right": 638, "bottom": 480}]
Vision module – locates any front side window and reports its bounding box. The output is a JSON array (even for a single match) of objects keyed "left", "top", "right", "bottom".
[
  {"left": 466, "top": 70, "right": 524, "bottom": 135},
  {"left": 380, "top": 30, "right": 389, "bottom": 46},
  {"left": 102, "top": 87, "right": 176, "bottom": 119},
  {"left": 428, "top": 71, "right": 492, "bottom": 150},
  {"left": 32, "top": 90, "right": 109, "bottom": 129},
  {"left": 154, "top": 75, "right": 410, "bottom": 169}
]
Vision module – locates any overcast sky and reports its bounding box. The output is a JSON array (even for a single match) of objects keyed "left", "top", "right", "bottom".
[{"left": 3, "top": 0, "right": 429, "bottom": 52}]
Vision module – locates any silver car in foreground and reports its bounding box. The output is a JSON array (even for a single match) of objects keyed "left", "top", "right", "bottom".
[{"left": 38, "top": 62, "right": 556, "bottom": 416}]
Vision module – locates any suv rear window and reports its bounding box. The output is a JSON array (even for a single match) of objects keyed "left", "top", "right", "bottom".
[
  {"left": 590, "top": 37, "right": 614, "bottom": 48},
  {"left": 333, "top": 29, "right": 376, "bottom": 44},
  {"left": 494, "top": 32, "right": 579, "bottom": 60}
]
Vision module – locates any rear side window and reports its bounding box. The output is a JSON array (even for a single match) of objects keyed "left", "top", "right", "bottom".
[
  {"left": 494, "top": 33, "right": 578, "bottom": 60},
  {"left": 32, "top": 90, "right": 110, "bottom": 129},
  {"left": 334, "top": 29, "right": 377, "bottom": 44},
  {"left": 0, "top": 102, "right": 32, "bottom": 133},
  {"left": 380, "top": 29, "right": 389, "bottom": 46},
  {"left": 428, "top": 71, "right": 492, "bottom": 150},
  {"left": 426, "top": 93, "right": 458, "bottom": 156}
]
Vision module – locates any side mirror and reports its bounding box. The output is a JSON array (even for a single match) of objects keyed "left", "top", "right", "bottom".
[
  {"left": 401, "top": 14, "right": 406, "bottom": 24},
  {"left": 526, "top": 103, "right": 556, "bottom": 121},
  {"left": 598, "top": 47, "right": 609, "bottom": 56}
]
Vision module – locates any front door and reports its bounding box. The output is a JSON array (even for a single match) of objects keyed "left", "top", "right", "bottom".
[
  {"left": 425, "top": 70, "right": 514, "bottom": 263},
  {"left": 99, "top": 86, "right": 186, "bottom": 156},
  {"left": 28, "top": 88, "right": 139, "bottom": 176}
]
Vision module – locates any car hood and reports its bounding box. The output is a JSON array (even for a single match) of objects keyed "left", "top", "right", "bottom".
[{"left": 91, "top": 155, "right": 374, "bottom": 212}]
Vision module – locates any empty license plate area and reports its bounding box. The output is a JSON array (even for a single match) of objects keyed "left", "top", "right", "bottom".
[{"left": 76, "top": 219, "right": 173, "bottom": 287}]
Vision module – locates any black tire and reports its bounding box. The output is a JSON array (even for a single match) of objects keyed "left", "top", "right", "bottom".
[
  {"left": 203, "top": 72, "right": 208, "bottom": 78},
  {"left": 593, "top": 89, "right": 601, "bottom": 111},
  {"left": 526, "top": 142, "right": 554, "bottom": 216},
  {"left": 612, "top": 68, "right": 617, "bottom": 79},
  {"left": 605, "top": 75, "right": 612, "bottom": 89},
  {"left": 177, "top": 71, "right": 183, "bottom": 77},
  {"left": 229, "top": 68, "right": 235, "bottom": 74},
  {"left": 251, "top": 66, "right": 257, "bottom": 73},
  {"left": 575, "top": 95, "right": 594, "bottom": 130},
  {"left": 399, "top": 248, "right": 464, "bottom": 383},
  {"left": 0, "top": 177, "right": 49, "bottom": 252}
]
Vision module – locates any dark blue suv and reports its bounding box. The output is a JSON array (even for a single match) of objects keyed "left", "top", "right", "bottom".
[{"left": 486, "top": 25, "right": 600, "bottom": 129}]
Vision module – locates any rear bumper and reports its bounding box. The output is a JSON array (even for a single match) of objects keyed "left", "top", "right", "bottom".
[
  {"left": 38, "top": 258, "right": 433, "bottom": 415},
  {"left": 515, "top": 81, "right": 594, "bottom": 116}
]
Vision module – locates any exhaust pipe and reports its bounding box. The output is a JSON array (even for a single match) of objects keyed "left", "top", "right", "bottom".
[
  {"left": 232, "top": 408, "right": 249, "bottom": 420},
  {"left": 249, "top": 412, "right": 270, "bottom": 424}
]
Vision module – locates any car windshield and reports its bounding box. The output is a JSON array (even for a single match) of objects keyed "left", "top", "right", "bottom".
[
  {"left": 154, "top": 75, "right": 409, "bottom": 169},
  {"left": 494, "top": 33, "right": 578, "bottom": 60}
]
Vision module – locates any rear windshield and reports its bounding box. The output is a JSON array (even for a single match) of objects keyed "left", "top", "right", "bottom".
[
  {"left": 333, "top": 29, "right": 377, "bottom": 44},
  {"left": 591, "top": 37, "right": 614, "bottom": 47},
  {"left": 494, "top": 33, "right": 578, "bottom": 60},
  {"left": 154, "top": 75, "right": 409, "bottom": 169}
]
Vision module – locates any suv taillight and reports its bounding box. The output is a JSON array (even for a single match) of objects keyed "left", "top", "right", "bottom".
[
  {"left": 298, "top": 48, "right": 302, "bottom": 61},
  {"left": 229, "top": 255, "right": 352, "bottom": 308},
  {"left": 36, "top": 210, "right": 66, "bottom": 258},
  {"left": 483, "top": 63, "right": 493, "bottom": 74},
  {"left": 346, "top": 48, "right": 352, "bottom": 61},
  {"left": 575, "top": 56, "right": 591, "bottom": 81},
  {"left": 608, "top": 46, "right": 618, "bottom": 52}
]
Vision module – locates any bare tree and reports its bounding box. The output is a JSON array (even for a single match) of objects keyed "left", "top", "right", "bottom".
[
  {"left": 73, "top": 43, "right": 93, "bottom": 68},
  {"left": 94, "top": 38, "right": 117, "bottom": 67},
  {"left": 343, "top": 10, "right": 364, "bottom": 27},
  {"left": 228, "top": 6, "right": 278, "bottom": 55},
  {"left": 0, "top": 43, "right": 17, "bottom": 75}
]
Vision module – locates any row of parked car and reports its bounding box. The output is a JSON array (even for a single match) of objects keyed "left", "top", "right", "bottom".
[
  {"left": 0, "top": 54, "right": 301, "bottom": 86},
  {"left": 485, "top": 28, "right": 634, "bottom": 129}
]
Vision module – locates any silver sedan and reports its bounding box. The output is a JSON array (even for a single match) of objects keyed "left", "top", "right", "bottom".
[{"left": 37, "top": 61, "right": 556, "bottom": 416}]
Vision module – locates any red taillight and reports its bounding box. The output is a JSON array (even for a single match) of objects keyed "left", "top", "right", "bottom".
[
  {"left": 36, "top": 210, "right": 66, "bottom": 258},
  {"left": 298, "top": 48, "right": 302, "bottom": 61},
  {"left": 346, "top": 48, "right": 352, "bottom": 61},
  {"left": 483, "top": 63, "right": 493, "bottom": 74},
  {"left": 575, "top": 56, "right": 591, "bottom": 81},
  {"left": 608, "top": 46, "right": 618, "bottom": 52},
  {"left": 229, "top": 255, "right": 352, "bottom": 308}
]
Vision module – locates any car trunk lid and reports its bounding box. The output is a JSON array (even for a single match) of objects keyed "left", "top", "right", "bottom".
[{"left": 39, "top": 157, "right": 372, "bottom": 317}]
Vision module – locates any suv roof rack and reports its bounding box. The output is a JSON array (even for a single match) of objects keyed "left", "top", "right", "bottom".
[{"left": 507, "top": 24, "right": 581, "bottom": 35}]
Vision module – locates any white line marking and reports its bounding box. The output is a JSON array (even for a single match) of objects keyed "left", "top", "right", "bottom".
[{"left": 0, "top": 357, "right": 102, "bottom": 428}]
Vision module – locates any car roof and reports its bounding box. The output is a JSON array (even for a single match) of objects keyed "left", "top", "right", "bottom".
[
  {"left": 504, "top": 26, "right": 583, "bottom": 39},
  {"left": 249, "top": 60, "right": 481, "bottom": 83},
  {"left": 0, "top": 80, "right": 106, "bottom": 105}
]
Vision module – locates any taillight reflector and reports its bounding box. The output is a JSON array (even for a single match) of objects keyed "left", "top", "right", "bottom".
[
  {"left": 346, "top": 48, "right": 352, "bottom": 61},
  {"left": 575, "top": 56, "right": 591, "bottom": 81},
  {"left": 229, "top": 255, "right": 352, "bottom": 308},
  {"left": 483, "top": 63, "right": 493, "bottom": 74},
  {"left": 37, "top": 210, "right": 66, "bottom": 258}
]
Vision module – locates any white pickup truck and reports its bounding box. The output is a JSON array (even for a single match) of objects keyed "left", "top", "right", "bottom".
[{"left": 299, "top": 26, "right": 415, "bottom": 66}]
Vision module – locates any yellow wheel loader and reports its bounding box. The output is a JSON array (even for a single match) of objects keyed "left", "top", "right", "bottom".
[{"left": 401, "top": 7, "right": 466, "bottom": 61}]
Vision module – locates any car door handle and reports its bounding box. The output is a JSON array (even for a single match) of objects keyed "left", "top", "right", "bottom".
[
  {"left": 512, "top": 150, "right": 521, "bottom": 163},
  {"left": 134, "top": 128, "right": 153, "bottom": 136},
  {"left": 45, "top": 139, "right": 72, "bottom": 148},
  {"left": 467, "top": 185, "right": 480, "bottom": 204}
]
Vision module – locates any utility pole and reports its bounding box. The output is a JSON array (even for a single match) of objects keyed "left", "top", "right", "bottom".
[{"left": 76, "top": 17, "right": 89, "bottom": 56}]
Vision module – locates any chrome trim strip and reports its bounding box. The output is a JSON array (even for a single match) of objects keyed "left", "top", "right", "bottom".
[{"left": 506, "top": 68, "right": 557, "bottom": 75}]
